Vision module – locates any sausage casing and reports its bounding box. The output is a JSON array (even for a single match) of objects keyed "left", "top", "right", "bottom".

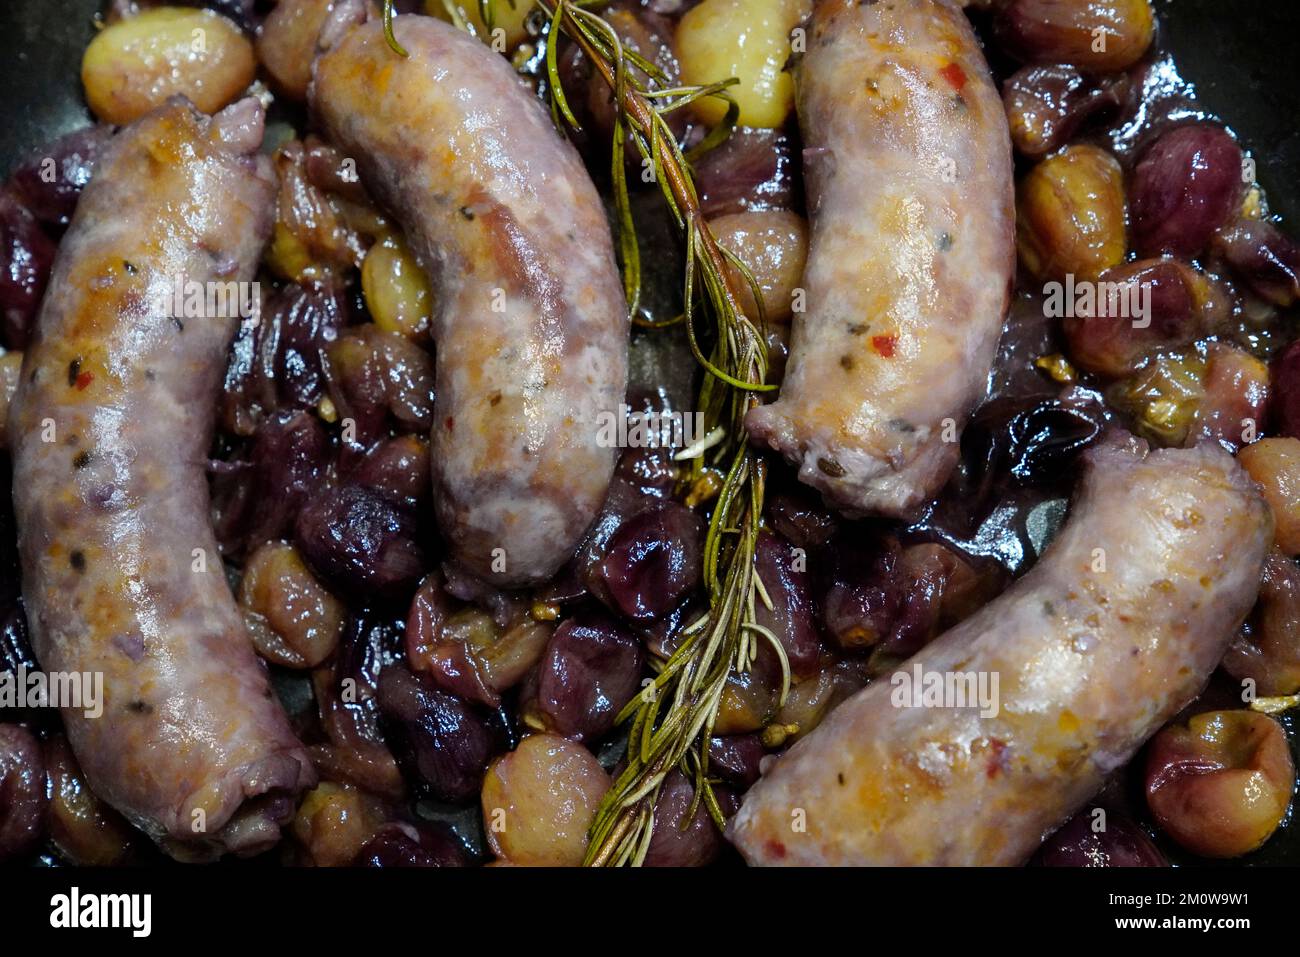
[
  {"left": 9, "top": 98, "right": 315, "bottom": 859},
  {"left": 729, "top": 438, "right": 1271, "bottom": 865},
  {"left": 745, "top": 0, "right": 1015, "bottom": 518},
  {"left": 311, "top": 14, "right": 628, "bottom": 585}
]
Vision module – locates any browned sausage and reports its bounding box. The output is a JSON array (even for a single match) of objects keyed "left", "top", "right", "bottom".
[
  {"left": 746, "top": 0, "right": 1015, "bottom": 519},
  {"left": 9, "top": 97, "right": 315, "bottom": 859},
  {"left": 311, "top": 11, "right": 629, "bottom": 586},
  {"left": 730, "top": 437, "right": 1270, "bottom": 865}
]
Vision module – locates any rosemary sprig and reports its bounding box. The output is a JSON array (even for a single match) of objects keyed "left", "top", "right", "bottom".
[
  {"left": 541, "top": 0, "right": 787, "bottom": 865},
  {"left": 378, "top": 0, "right": 780, "bottom": 866}
]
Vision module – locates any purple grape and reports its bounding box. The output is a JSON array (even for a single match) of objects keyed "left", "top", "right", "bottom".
[
  {"left": 6, "top": 126, "right": 112, "bottom": 228},
  {"left": 0, "top": 189, "right": 55, "bottom": 350},
  {"left": 595, "top": 501, "right": 704, "bottom": 621},
  {"left": 377, "top": 664, "right": 495, "bottom": 804},
  {"left": 1035, "top": 808, "right": 1168, "bottom": 867},
  {"left": 0, "top": 724, "right": 47, "bottom": 862},
  {"left": 1130, "top": 124, "right": 1245, "bottom": 258},
  {"left": 295, "top": 484, "right": 426, "bottom": 604},
  {"left": 532, "top": 611, "right": 644, "bottom": 742},
  {"left": 354, "top": 820, "right": 470, "bottom": 867}
]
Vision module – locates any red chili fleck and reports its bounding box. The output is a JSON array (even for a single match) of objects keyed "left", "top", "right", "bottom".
[
  {"left": 765, "top": 839, "right": 787, "bottom": 859},
  {"left": 75, "top": 371, "right": 94, "bottom": 391},
  {"left": 940, "top": 62, "right": 967, "bottom": 91},
  {"left": 871, "top": 334, "right": 898, "bottom": 357},
  {"left": 444, "top": 416, "right": 454, "bottom": 432},
  {"left": 986, "top": 738, "right": 1008, "bottom": 779}
]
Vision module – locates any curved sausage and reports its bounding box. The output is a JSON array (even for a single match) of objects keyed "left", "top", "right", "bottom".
[
  {"left": 8, "top": 97, "right": 315, "bottom": 859},
  {"left": 745, "top": 0, "right": 1015, "bottom": 519},
  {"left": 729, "top": 437, "right": 1271, "bottom": 865},
  {"left": 310, "top": 12, "right": 628, "bottom": 586}
]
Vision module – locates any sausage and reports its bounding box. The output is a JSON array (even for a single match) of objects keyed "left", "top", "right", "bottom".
[
  {"left": 8, "top": 97, "right": 315, "bottom": 860},
  {"left": 310, "top": 12, "right": 628, "bottom": 586},
  {"left": 728, "top": 437, "right": 1271, "bottom": 865},
  {"left": 745, "top": 0, "right": 1015, "bottom": 519}
]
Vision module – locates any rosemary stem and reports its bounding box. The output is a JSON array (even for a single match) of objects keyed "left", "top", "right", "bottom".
[{"left": 539, "top": 0, "right": 750, "bottom": 320}]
